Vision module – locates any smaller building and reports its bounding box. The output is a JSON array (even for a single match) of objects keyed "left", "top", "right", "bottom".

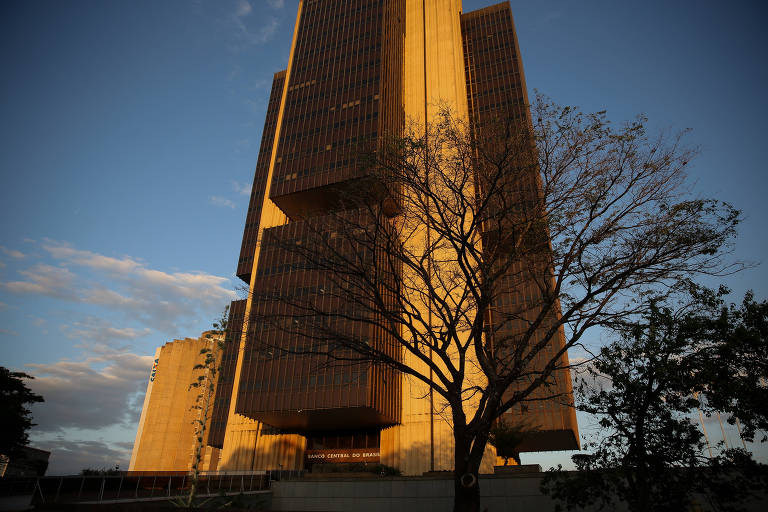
[{"left": 129, "top": 333, "right": 221, "bottom": 472}]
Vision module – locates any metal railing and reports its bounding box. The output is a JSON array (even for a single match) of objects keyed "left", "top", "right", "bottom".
[{"left": 0, "top": 470, "right": 305, "bottom": 505}]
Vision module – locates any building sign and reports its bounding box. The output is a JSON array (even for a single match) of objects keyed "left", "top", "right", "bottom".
[
  {"left": 149, "top": 358, "right": 159, "bottom": 382},
  {"left": 305, "top": 449, "right": 380, "bottom": 464}
]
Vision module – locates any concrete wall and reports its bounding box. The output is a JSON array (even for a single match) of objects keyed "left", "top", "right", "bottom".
[
  {"left": 271, "top": 475, "right": 560, "bottom": 512},
  {"left": 271, "top": 474, "right": 768, "bottom": 512}
]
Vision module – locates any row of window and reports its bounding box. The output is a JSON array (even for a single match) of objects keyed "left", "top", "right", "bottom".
[
  {"left": 292, "top": 44, "right": 382, "bottom": 85},
  {"left": 462, "top": 10, "right": 514, "bottom": 30},
  {"left": 241, "top": 371, "right": 368, "bottom": 392},
  {"left": 303, "top": 0, "right": 382, "bottom": 18},
  {"left": 299, "top": 2, "right": 382, "bottom": 42},
  {"left": 275, "top": 132, "right": 377, "bottom": 170},
  {"left": 285, "top": 92, "right": 380, "bottom": 125},
  {"left": 278, "top": 117, "right": 378, "bottom": 156},
  {"left": 473, "top": 99, "right": 523, "bottom": 114},
  {"left": 281, "top": 98, "right": 378, "bottom": 142},
  {"left": 266, "top": 284, "right": 329, "bottom": 301},
  {"left": 256, "top": 261, "right": 319, "bottom": 277},
  {"left": 294, "top": 35, "right": 380, "bottom": 68},
  {"left": 493, "top": 290, "right": 540, "bottom": 308},
  {"left": 273, "top": 157, "right": 360, "bottom": 185},
  {"left": 286, "top": 72, "right": 380, "bottom": 108}
]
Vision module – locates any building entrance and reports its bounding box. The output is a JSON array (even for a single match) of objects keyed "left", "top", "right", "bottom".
[{"left": 304, "top": 429, "right": 380, "bottom": 467}]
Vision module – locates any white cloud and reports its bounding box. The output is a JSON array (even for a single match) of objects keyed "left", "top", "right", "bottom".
[
  {"left": 0, "top": 240, "right": 237, "bottom": 473},
  {"left": 0, "top": 245, "right": 26, "bottom": 259},
  {"left": 228, "top": 64, "right": 242, "bottom": 81},
  {"left": 61, "top": 316, "right": 151, "bottom": 342},
  {"left": 0, "top": 241, "right": 236, "bottom": 333},
  {"left": 27, "top": 349, "right": 153, "bottom": 434},
  {"left": 252, "top": 78, "right": 269, "bottom": 90},
  {"left": 256, "top": 17, "right": 280, "bottom": 43},
  {"left": 244, "top": 97, "right": 263, "bottom": 113},
  {"left": 42, "top": 243, "right": 142, "bottom": 274},
  {"left": 232, "top": 181, "right": 252, "bottom": 196},
  {"left": 232, "top": 5, "right": 280, "bottom": 46},
  {"left": 235, "top": 0, "right": 252, "bottom": 17},
  {"left": 209, "top": 195, "right": 237, "bottom": 209},
  {"left": 267, "top": 0, "right": 285, "bottom": 8},
  {"left": 31, "top": 437, "right": 134, "bottom": 475},
  {"left": 1, "top": 264, "right": 78, "bottom": 300}
]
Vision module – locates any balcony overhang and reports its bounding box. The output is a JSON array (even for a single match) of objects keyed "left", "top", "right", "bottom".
[
  {"left": 246, "top": 406, "right": 397, "bottom": 433},
  {"left": 270, "top": 175, "right": 397, "bottom": 220}
]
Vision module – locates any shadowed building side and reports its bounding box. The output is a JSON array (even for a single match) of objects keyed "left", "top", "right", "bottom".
[
  {"left": 461, "top": 2, "right": 579, "bottom": 454},
  {"left": 207, "top": 298, "right": 246, "bottom": 449}
]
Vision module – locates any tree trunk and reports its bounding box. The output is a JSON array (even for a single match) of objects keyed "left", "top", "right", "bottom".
[
  {"left": 454, "top": 476, "right": 481, "bottom": 512},
  {"left": 453, "top": 432, "right": 482, "bottom": 512}
]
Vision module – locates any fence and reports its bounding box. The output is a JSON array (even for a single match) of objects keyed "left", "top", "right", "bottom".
[{"left": 0, "top": 470, "right": 304, "bottom": 505}]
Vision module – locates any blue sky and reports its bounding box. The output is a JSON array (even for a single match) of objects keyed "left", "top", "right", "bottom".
[{"left": 1, "top": 0, "right": 766, "bottom": 474}]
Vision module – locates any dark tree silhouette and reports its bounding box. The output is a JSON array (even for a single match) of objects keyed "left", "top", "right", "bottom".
[
  {"left": 488, "top": 420, "right": 537, "bottom": 466},
  {"left": 696, "top": 290, "right": 768, "bottom": 442},
  {"left": 542, "top": 287, "right": 767, "bottom": 512},
  {"left": 0, "top": 366, "right": 44, "bottom": 458}
]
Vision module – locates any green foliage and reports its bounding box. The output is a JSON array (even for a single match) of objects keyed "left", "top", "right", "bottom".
[
  {"left": 542, "top": 287, "right": 768, "bottom": 512},
  {"left": 0, "top": 366, "right": 44, "bottom": 457}
]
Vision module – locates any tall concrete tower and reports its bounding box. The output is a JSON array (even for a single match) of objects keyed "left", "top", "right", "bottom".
[
  {"left": 130, "top": 334, "right": 221, "bottom": 472},
  {"left": 208, "top": 0, "right": 579, "bottom": 475}
]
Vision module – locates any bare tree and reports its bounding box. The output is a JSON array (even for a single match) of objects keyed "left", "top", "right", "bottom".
[{"left": 249, "top": 96, "right": 740, "bottom": 512}]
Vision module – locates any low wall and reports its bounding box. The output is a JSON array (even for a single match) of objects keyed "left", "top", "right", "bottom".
[
  {"left": 271, "top": 474, "right": 558, "bottom": 512},
  {"left": 272, "top": 473, "right": 767, "bottom": 512}
]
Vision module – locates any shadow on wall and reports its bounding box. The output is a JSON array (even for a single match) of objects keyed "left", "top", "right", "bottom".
[
  {"left": 216, "top": 431, "right": 305, "bottom": 472},
  {"left": 217, "top": 447, "right": 257, "bottom": 472}
]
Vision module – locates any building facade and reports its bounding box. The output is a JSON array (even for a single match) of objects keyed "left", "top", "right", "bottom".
[
  {"left": 209, "top": 0, "right": 578, "bottom": 475},
  {"left": 129, "top": 334, "right": 221, "bottom": 472}
]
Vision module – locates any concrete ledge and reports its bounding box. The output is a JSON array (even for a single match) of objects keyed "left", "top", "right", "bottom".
[{"left": 493, "top": 464, "right": 542, "bottom": 474}]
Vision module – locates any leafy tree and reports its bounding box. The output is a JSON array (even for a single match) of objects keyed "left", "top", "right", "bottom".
[
  {"left": 0, "top": 366, "right": 44, "bottom": 458},
  {"left": 696, "top": 290, "right": 768, "bottom": 442},
  {"left": 250, "top": 97, "right": 741, "bottom": 512},
  {"left": 542, "top": 289, "right": 768, "bottom": 512}
]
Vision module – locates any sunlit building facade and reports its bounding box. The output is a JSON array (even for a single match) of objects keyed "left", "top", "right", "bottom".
[
  {"left": 208, "top": 0, "right": 578, "bottom": 474},
  {"left": 129, "top": 334, "right": 221, "bottom": 472}
]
